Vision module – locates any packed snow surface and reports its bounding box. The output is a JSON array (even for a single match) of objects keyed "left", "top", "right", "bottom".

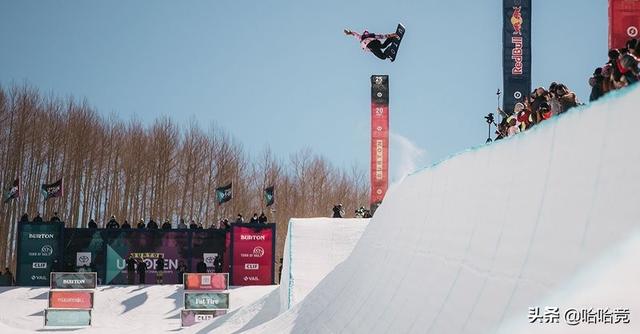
[{"left": 249, "top": 86, "right": 640, "bottom": 333}]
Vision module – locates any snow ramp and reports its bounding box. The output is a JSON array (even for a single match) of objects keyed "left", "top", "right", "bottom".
[{"left": 249, "top": 86, "right": 640, "bottom": 334}]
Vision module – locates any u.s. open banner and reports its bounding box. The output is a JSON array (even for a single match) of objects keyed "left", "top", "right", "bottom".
[
  {"left": 609, "top": 0, "right": 640, "bottom": 49},
  {"left": 230, "top": 224, "right": 275, "bottom": 285},
  {"left": 370, "top": 75, "right": 389, "bottom": 210},
  {"left": 503, "top": 0, "right": 531, "bottom": 116}
]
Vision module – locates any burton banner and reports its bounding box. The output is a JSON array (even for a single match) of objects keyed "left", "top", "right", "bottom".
[
  {"left": 503, "top": 0, "right": 531, "bottom": 115},
  {"left": 230, "top": 224, "right": 275, "bottom": 285},
  {"left": 370, "top": 75, "right": 389, "bottom": 209},
  {"left": 16, "top": 222, "right": 64, "bottom": 286},
  {"left": 50, "top": 272, "right": 97, "bottom": 289},
  {"left": 609, "top": 0, "right": 640, "bottom": 49}
]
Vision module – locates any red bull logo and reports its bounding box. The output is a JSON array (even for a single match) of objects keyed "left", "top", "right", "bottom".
[{"left": 510, "top": 6, "right": 523, "bottom": 36}]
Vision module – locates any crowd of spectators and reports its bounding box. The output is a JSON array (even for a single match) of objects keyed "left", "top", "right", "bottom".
[
  {"left": 493, "top": 82, "right": 579, "bottom": 140},
  {"left": 588, "top": 38, "right": 640, "bottom": 102},
  {"left": 490, "top": 38, "right": 640, "bottom": 142},
  {"left": 18, "top": 210, "right": 272, "bottom": 230}
]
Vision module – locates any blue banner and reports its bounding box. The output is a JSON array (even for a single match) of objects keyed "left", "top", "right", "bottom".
[{"left": 503, "top": 0, "right": 531, "bottom": 115}]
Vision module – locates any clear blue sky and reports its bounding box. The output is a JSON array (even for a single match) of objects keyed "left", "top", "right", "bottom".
[{"left": 0, "top": 0, "right": 607, "bottom": 179}]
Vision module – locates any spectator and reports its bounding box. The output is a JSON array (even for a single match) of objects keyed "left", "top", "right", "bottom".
[
  {"left": 196, "top": 259, "right": 207, "bottom": 273},
  {"left": 189, "top": 220, "right": 198, "bottom": 229},
  {"left": 121, "top": 220, "right": 131, "bottom": 229},
  {"left": 3, "top": 267, "right": 15, "bottom": 286},
  {"left": 589, "top": 67, "right": 605, "bottom": 102},
  {"left": 33, "top": 212, "right": 43, "bottom": 223},
  {"left": 177, "top": 218, "right": 187, "bottom": 229},
  {"left": 137, "top": 259, "right": 147, "bottom": 284},
  {"left": 137, "top": 219, "right": 146, "bottom": 229},
  {"left": 126, "top": 255, "right": 136, "bottom": 285},
  {"left": 88, "top": 218, "right": 98, "bottom": 229},
  {"left": 106, "top": 215, "right": 120, "bottom": 229},
  {"left": 176, "top": 261, "right": 188, "bottom": 284},
  {"left": 161, "top": 220, "right": 172, "bottom": 230},
  {"left": 258, "top": 212, "right": 268, "bottom": 224},
  {"left": 554, "top": 84, "right": 577, "bottom": 114},
  {"left": 197, "top": 222, "right": 203, "bottom": 229},
  {"left": 235, "top": 214, "right": 244, "bottom": 224},
  {"left": 50, "top": 212, "right": 61, "bottom": 222},
  {"left": 249, "top": 213, "right": 259, "bottom": 224},
  {"left": 507, "top": 116, "right": 520, "bottom": 137},
  {"left": 19, "top": 213, "right": 29, "bottom": 223},
  {"left": 51, "top": 259, "right": 61, "bottom": 272},
  {"left": 221, "top": 218, "right": 230, "bottom": 230},
  {"left": 332, "top": 204, "right": 344, "bottom": 218},
  {"left": 214, "top": 254, "right": 223, "bottom": 273},
  {"left": 155, "top": 255, "right": 165, "bottom": 284},
  {"left": 538, "top": 102, "right": 553, "bottom": 122},
  {"left": 147, "top": 219, "right": 158, "bottom": 229}
]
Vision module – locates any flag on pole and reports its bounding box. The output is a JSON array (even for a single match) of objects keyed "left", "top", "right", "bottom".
[
  {"left": 41, "top": 178, "right": 63, "bottom": 200},
  {"left": 264, "top": 186, "right": 274, "bottom": 207},
  {"left": 215, "top": 183, "right": 232, "bottom": 205},
  {"left": 3, "top": 178, "right": 19, "bottom": 204}
]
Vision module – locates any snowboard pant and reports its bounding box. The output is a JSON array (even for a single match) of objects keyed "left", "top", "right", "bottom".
[
  {"left": 128, "top": 271, "right": 135, "bottom": 285},
  {"left": 367, "top": 38, "right": 396, "bottom": 60}
]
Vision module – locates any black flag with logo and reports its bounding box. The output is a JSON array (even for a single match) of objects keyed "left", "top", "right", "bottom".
[
  {"left": 215, "top": 183, "right": 232, "bottom": 205},
  {"left": 264, "top": 186, "right": 274, "bottom": 207},
  {"left": 41, "top": 178, "right": 63, "bottom": 200},
  {"left": 3, "top": 178, "right": 19, "bottom": 204},
  {"left": 503, "top": 0, "right": 531, "bottom": 116}
]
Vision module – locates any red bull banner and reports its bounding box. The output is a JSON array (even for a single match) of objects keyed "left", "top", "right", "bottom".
[
  {"left": 48, "top": 291, "right": 94, "bottom": 309},
  {"left": 230, "top": 224, "right": 275, "bottom": 285},
  {"left": 503, "top": 0, "right": 531, "bottom": 116},
  {"left": 370, "top": 75, "right": 389, "bottom": 209},
  {"left": 184, "top": 273, "right": 229, "bottom": 291},
  {"left": 609, "top": 0, "right": 640, "bottom": 49}
]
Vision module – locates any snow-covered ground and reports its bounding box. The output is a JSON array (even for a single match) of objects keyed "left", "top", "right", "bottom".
[
  {"left": 249, "top": 86, "right": 640, "bottom": 333},
  {"left": 3, "top": 86, "right": 640, "bottom": 333},
  {"left": 0, "top": 218, "right": 368, "bottom": 333},
  {"left": 0, "top": 284, "right": 276, "bottom": 333}
]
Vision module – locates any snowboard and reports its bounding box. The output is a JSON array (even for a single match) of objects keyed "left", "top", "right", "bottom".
[{"left": 385, "top": 23, "right": 406, "bottom": 62}]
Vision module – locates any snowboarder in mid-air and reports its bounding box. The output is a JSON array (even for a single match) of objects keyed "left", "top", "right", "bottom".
[{"left": 344, "top": 28, "right": 401, "bottom": 61}]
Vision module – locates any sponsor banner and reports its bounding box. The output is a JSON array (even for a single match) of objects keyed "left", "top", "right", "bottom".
[
  {"left": 180, "top": 309, "right": 227, "bottom": 327},
  {"left": 49, "top": 291, "right": 94, "bottom": 309},
  {"left": 16, "top": 222, "right": 64, "bottom": 286},
  {"left": 203, "top": 253, "right": 217, "bottom": 268},
  {"left": 44, "top": 309, "right": 92, "bottom": 327},
  {"left": 62, "top": 229, "right": 226, "bottom": 284},
  {"left": 609, "top": 0, "right": 640, "bottom": 49},
  {"left": 184, "top": 292, "right": 230, "bottom": 310},
  {"left": 370, "top": 75, "right": 389, "bottom": 206},
  {"left": 502, "top": 0, "right": 531, "bottom": 116},
  {"left": 230, "top": 225, "right": 275, "bottom": 286},
  {"left": 50, "top": 272, "right": 97, "bottom": 289},
  {"left": 76, "top": 252, "right": 92, "bottom": 267},
  {"left": 184, "top": 273, "right": 229, "bottom": 291}
]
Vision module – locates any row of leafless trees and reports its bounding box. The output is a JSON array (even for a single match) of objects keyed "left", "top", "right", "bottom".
[{"left": 0, "top": 84, "right": 369, "bottom": 269}]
